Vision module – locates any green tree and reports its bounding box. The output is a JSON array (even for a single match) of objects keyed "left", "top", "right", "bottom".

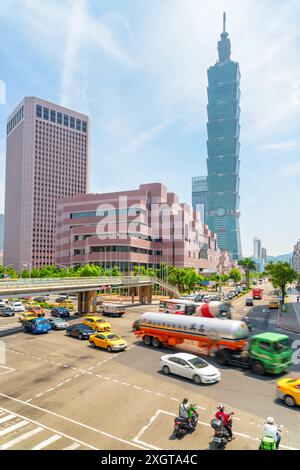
[
  {"left": 228, "top": 267, "right": 242, "bottom": 283},
  {"left": 77, "top": 264, "right": 101, "bottom": 277},
  {"left": 238, "top": 258, "right": 257, "bottom": 289},
  {"left": 265, "top": 262, "right": 298, "bottom": 304}
]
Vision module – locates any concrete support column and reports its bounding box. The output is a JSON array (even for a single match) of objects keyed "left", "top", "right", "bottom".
[
  {"left": 139, "top": 285, "right": 153, "bottom": 304},
  {"left": 77, "top": 291, "right": 97, "bottom": 314}
]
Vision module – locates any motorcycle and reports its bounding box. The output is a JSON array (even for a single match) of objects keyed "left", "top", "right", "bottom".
[
  {"left": 259, "top": 425, "right": 283, "bottom": 450},
  {"left": 210, "top": 412, "right": 234, "bottom": 449},
  {"left": 173, "top": 405, "right": 198, "bottom": 438}
]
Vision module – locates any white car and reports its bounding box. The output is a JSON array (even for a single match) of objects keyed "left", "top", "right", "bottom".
[
  {"left": 11, "top": 301, "right": 25, "bottom": 313},
  {"left": 0, "top": 299, "right": 6, "bottom": 308},
  {"left": 160, "top": 352, "right": 221, "bottom": 384}
]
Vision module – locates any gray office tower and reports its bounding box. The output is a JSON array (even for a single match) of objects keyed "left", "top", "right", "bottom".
[
  {"left": 206, "top": 13, "right": 242, "bottom": 259},
  {"left": 192, "top": 176, "right": 208, "bottom": 225}
]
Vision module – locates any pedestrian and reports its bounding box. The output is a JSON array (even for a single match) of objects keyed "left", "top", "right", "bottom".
[{"left": 297, "top": 296, "right": 299, "bottom": 304}]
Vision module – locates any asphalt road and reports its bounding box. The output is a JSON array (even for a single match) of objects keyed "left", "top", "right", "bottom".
[{"left": 0, "top": 285, "right": 299, "bottom": 451}]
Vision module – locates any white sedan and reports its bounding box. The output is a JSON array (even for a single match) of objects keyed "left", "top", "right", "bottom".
[
  {"left": 160, "top": 352, "right": 221, "bottom": 384},
  {"left": 11, "top": 301, "right": 25, "bottom": 313}
]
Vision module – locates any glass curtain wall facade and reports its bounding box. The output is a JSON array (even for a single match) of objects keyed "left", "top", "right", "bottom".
[{"left": 206, "top": 13, "right": 242, "bottom": 259}]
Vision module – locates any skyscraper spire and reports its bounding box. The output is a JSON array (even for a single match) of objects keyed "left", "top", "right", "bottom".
[{"left": 218, "top": 12, "right": 231, "bottom": 63}]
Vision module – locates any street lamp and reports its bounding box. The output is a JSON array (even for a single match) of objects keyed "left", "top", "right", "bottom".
[
  {"left": 21, "top": 262, "right": 31, "bottom": 279},
  {"left": 56, "top": 263, "right": 78, "bottom": 278},
  {"left": 4, "top": 264, "right": 14, "bottom": 278}
]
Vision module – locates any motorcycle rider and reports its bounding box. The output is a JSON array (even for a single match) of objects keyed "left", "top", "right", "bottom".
[
  {"left": 215, "top": 404, "right": 234, "bottom": 440},
  {"left": 263, "top": 417, "right": 281, "bottom": 449},
  {"left": 179, "top": 398, "right": 196, "bottom": 428}
]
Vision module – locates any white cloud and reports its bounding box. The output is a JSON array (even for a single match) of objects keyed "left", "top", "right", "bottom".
[{"left": 257, "top": 141, "right": 299, "bottom": 151}]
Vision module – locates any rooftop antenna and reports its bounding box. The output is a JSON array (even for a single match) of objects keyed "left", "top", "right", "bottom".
[{"left": 223, "top": 11, "right": 226, "bottom": 34}]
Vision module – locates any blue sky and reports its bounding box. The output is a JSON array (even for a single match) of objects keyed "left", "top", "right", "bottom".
[{"left": 0, "top": 0, "right": 299, "bottom": 256}]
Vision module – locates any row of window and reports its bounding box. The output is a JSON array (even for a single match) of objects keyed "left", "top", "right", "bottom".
[
  {"left": 89, "top": 246, "right": 162, "bottom": 255},
  {"left": 7, "top": 106, "right": 24, "bottom": 135},
  {"left": 36, "top": 105, "right": 87, "bottom": 133},
  {"left": 70, "top": 208, "right": 147, "bottom": 219}
]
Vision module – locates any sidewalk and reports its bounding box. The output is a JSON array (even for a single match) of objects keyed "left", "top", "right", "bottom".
[{"left": 277, "top": 297, "right": 300, "bottom": 333}]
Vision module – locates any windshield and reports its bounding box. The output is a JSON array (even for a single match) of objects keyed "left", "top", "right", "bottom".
[
  {"left": 188, "top": 357, "right": 208, "bottom": 369},
  {"left": 96, "top": 319, "right": 105, "bottom": 323},
  {"left": 185, "top": 305, "right": 196, "bottom": 315},
  {"left": 274, "top": 339, "right": 289, "bottom": 352},
  {"left": 37, "top": 319, "right": 49, "bottom": 325},
  {"left": 106, "top": 334, "right": 120, "bottom": 341}
]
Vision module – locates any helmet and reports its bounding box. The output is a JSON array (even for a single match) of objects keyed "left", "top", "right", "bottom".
[
  {"left": 183, "top": 398, "right": 188, "bottom": 404},
  {"left": 217, "top": 403, "right": 225, "bottom": 411},
  {"left": 266, "top": 417, "right": 274, "bottom": 425}
]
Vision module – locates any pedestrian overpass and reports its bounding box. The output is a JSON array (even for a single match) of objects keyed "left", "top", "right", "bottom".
[{"left": 0, "top": 276, "right": 180, "bottom": 313}]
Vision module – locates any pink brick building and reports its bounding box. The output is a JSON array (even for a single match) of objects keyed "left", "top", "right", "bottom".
[
  {"left": 3, "top": 97, "right": 90, "bottom": 271},
  {"left": 56, "top": 183, "right": 230, "bottom": 273}
]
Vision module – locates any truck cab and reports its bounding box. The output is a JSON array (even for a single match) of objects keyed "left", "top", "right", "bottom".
[
  {"left": 249, "top": 333, "right": 292, "bottom": 375},
  {"left": 24, "top": 318, "right": 51, "bottom": 334}
]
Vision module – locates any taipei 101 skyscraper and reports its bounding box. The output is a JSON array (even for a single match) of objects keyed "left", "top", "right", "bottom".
[{"left": 206, "top": 13, "right": 242, "bottom": 259}]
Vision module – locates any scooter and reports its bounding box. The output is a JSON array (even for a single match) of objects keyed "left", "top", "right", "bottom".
[
  {"left": 259, "top": 426, "right": 283, "bottom": 450},
  {"left": 210, "top": 413, "right": 234, "bottom": 449},
  {"left": 173, "top": 405, "right": 198, "bottom": 438}
]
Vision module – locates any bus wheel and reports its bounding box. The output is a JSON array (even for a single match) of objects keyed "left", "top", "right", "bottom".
[
  {"left": 251, "top": 360, "right": 265, "bottom": 375},
  {"left": 143, "top": 336, "right": 152, "bottom": 346},
  {"left": 152, "top": 337, "right": 161, "bottom": 348}
]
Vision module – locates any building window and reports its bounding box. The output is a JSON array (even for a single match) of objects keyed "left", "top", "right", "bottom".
[
  {"left": 82, "top": 121, "right": 87, "bottom": 133},
  {"left": 50, "top": 110, "right": 56, "bottom": 122},
  {"left": 76, "top": 119, "right": 81, "bottom": 131},
  {"left": 57, "top": 112, "right": 62, "bottom": 124},
  {"left": 63, "top": 114, "right": 69, "bottom": 127},
  {"left": 43, "top": 107, "right": 49, "bottom": 120},
  {"left": 36, "top": 105, "right": 42, "bottom": 118},
  {"left": 70, "top": 117, "right": 75, "bottom": 129}
]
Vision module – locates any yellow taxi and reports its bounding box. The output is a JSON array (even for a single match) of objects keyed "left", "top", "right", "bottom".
[
  {"left": 19, "top": 312, "right": 38, "bottom": 324},
  {"left": 276, "top": 377, "right": 300, "bottom": 407},
  {"left": 89, "top": 331, "right": 127, "bottom": 352},
  {"left": 58, "top": 300, "right": 74, "bottom": 309},
  {"left": 82, "top": 315, "right": 111, "bottom": 332},
  {"left": 268, "top": 300, "right": 279, "bottom": 309}
]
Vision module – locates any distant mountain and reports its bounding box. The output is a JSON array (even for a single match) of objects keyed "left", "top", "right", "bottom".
[{"left": 266, "top": 253, "right": 292, "bottom": 263}]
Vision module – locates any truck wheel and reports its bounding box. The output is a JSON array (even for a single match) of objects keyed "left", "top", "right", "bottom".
[
  {"left": 143, "top": 336, "right": 152, "bottom": 346},
  {"left": 251, "top": 360, "right": 265, "bottom": 375},
  {"left": 215, "top": 350, "right": 228, "bottom": 366},
  {"left": 283, "top": 395, "right": 296, "bottom": 407},
  {"left": 152, "top": 337, "right": 161, "bottom": 348}
]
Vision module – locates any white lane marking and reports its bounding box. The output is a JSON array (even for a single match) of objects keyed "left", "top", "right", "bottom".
[
  {"left": 0, "top": 405, "right": 97, "bottom": 450},
  {"left": 0, "top": 420, "right": 29, "bottom": 437},
  {"left": 0, "top": 414, "right": 15, "bottom": 424},
  {"left": 0, "top": 427, "right": 44, "bottom": 449},
  {"left": 31, "top": 434, "right": 62, "bottom": 450},
  {"left": 0, "top": 366, "right": 16, "bottom": 376},
  {"left": 0, "top": 394, "right": 148, "bottom": 450},
  {"left": 62, "top": 442, "right": 81, "bottom": 450}
]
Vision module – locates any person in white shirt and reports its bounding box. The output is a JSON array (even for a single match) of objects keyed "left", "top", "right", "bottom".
[{"left": 263, "top": 417, "right": 281, "bottom": 449}]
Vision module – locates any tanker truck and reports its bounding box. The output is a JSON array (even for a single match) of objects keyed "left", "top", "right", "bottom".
[{"left": 133, "top": 313, "right": 292, "bottom": 375}]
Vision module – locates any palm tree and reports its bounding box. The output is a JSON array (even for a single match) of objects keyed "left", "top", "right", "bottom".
[{"left": 238, "top": 258, "right": 257, "bottom": 289}]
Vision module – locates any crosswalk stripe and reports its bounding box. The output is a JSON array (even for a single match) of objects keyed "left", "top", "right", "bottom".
[
  {"left": 62, "top": 442, "right": 81, "bottom": 450},
  {"left": 0, "top": 414, "right": 15, "bottom": 424},
  {"left": 0, "top": 420, "right": 29, "bottom": 437},
  {"left": 31, "top": 434, "right": 62, "bottom": 450},
  {"left": 1, "top": 427, "right": 44, "bottom": 449}
]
